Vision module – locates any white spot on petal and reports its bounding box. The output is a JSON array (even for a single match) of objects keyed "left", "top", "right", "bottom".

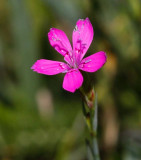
[
  {"left": 59, "top": 63, "right": 65, "bottom": 69},
  {"left": 52, "top": 37, "right": 56, "bottom": 41},
  {"left": 85, "top": 59, "right": 91, "bottom": 63}
]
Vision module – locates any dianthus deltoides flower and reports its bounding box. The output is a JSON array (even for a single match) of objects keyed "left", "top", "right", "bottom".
[{"left": 31, "top": 18, "right": 107, "bottom": 92}]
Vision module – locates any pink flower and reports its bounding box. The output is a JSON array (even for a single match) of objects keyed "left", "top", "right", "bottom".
[{"left": 31, "top": 18, "right": 107, "bottom": 93}]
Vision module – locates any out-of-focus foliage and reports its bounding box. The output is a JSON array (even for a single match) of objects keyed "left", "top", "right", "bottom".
[{"left": 0, "top": 0, "right": 141, "bottom": 159}]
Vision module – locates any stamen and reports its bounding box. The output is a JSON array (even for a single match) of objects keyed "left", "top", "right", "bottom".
[
  {"left": 62, "top": 70, "right": 68, "bottom": 73},
  {"left": 69, "top": 51, "right": 72, "bottom": 56},
  {"left": 74, "top": 25, "right": 78, "bottom": 32},
  {"left": 71, "top": 58, "right": 74, "bottom": 62}
]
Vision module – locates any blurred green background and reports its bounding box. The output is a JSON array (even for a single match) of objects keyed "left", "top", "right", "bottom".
[{"left": 0, "top": 0, "right": 141, "bottom": 160}]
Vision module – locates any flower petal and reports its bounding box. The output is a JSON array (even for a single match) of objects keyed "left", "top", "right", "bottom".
[
  {"left": 63, "top": 69, "right": 83, "bottom": 92},
  {"left": 31, "top": 59, "right": 68, "bottom": 75},
  {"left": 48, "top": 28, "right": 72, "bottom": 60},
  {"left": 79, "top": 51, "right": 107, "bottom": 72},
  {"left": 73, "top": 18, "right": 94, "bottom": 62}
]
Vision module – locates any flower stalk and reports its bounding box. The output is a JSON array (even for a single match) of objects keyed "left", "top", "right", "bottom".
[{"left": 80, "top": 88, "right": 100, "bottom": 160}]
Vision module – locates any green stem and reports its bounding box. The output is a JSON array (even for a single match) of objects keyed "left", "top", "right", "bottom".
[
  {"left": 91, "top": 93, "right": 100, "bottom": 160},
  {"left": 92, "top": 137, "right": 100, "bottom": 160},
  {"left": 81, "top": 89, "right": 100, "bottom": 160}
]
